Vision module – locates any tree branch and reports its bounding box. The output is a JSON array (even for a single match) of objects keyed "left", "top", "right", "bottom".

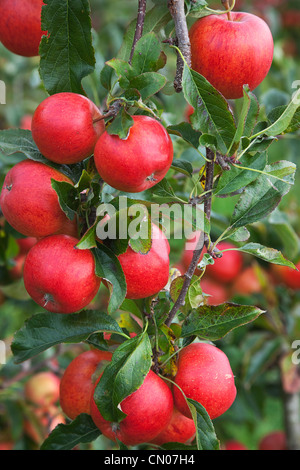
[
  {"left": 168, "top": 0, "right": 191, "bottom": 92},
  {"left": 129, "top": 0, "right": 147, "bottom": 64},
  {"left": 165, "top": 149, "right": 215, "bottom": 327}
]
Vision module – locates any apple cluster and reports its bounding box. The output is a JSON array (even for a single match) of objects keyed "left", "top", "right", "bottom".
[
  {"left": 0, "top": 89, "right": 174, "bottom": 313},
  {"left": 59, "top": 342, "right": 236, "bottom": 446}
]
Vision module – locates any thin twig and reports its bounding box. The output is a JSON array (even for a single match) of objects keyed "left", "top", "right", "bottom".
[
  {"left": 129, "top": 0, "right": 147, "bottom": 64},
  {"left": 168, "top": 0, "right": 191, "bottom": 92}
]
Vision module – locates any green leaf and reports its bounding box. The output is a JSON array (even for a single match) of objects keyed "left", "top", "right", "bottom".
[
  {"left": 40, "top": 414, "right": 101, "bottom": 450},
  {"left": 11, "top": 310, "right": 126, "bottom": 363},
  {"left": 94, "top": 331, "right": 152, "bottom": 422},
  {"left": 40, "top": 0, "right": 95, "bottom": 95},
  {"left": 181, "top": 303, "right": 264, "bottom": 341},
  {"left": 171, "top": 159, "right": 193, "bottom": 177},
  {"left": 267, "top": 104, "right": 300, "bottom": 134},
  {"left": 253, "top": 87, "right": 300, "bottom": 137},
  {"left": 181, "top": 64, "right": 236, "bottom": 154},
  {"left": 167, "top": 122, "right": 202, "bottom": 149},
  {"left": 127, "top": 72, "right": 167, "bottom": 100},
  {"left": 92, "top": 244, "right": 127, "bottom": 315},
  {"left": 51, "top": 179, "right": 79, "bottom": 221},
  {"left": 131, "top": 32, "right": 165, "bottom": 74},
  {"left": 117, "top": 5, "right": 171, "bottom": 62},
  {"left": 215, "top": 152, "right": 267, "bottom": 197},
  {"left": 231, "top": 160, "right": 296, "bottom": 228},
  {"left": 106, "top": 108, "right": 134, "bottom": 140},
  {"left": 188, "top": 399, "right": 220, "bottom": 450},
  {"left": 228, "top": 85, "right": 259, "bottom": 155},
  {"left": 0, "top": 129, "right": 47, "bottom": 163},
  {"left": 268, "top": 210, "right": 300, "bottom": 261},
  {"left": 235, "top": 242, "right": 296, "bottom": 269}
]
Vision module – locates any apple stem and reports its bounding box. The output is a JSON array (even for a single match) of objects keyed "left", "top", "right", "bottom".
[{"left": 221, "top": 0, "right": 232, "bottom": 21}]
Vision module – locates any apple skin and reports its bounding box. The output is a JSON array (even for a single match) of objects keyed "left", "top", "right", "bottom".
[
  {"left": 23, "top": 235, "right": 101, "bottom": 314},
  {"left": 60, "top": 349, "right": 112, "bottom": 420},
  {"left": 201, "top": 278, "right": 229, "bottom": 306},
  {"left": 24, "top": 372, "right": 60, "bottom": 408},
  {"left": 94, "top": 115, "right": 174, "bottom": 193},
  {"left": 0, "top": 442, "right": 13, "bottom": 450},
  {"left": 271, "top": 262, "right": 300, "bottom": 290},
  {"left": 20, "top": 114, "right": 33, "bottom": 130},
  {"left": 151, "top": 406, "right": 196, "bottom": 446},
  {"left": 90, "top": 370, "right": 174, "bottom": 446},
  {"left": 24, "top": 404, "right": 66, "bottom": 445},
  {"left": 32, "top": 92, "right": 105, "bottom": 165},
  {"left": 206, "top": 242, "right": 243, "bottom": 283},
  {"left": 224, "top": 440, "right": 248, "bottom": 450},
  {"left": 189, "top": 12, "right": 274, "bottom": 99},
  {"left": 0, "top": 0, "right": 46, "bottom": 57},
  {"left": 118, "top": 224, "right": 170, "bottom": 299},
  {"left": 8, "top": 237, "right": 38, "bottom": 281},
  {"left": 258, "top": 431, "right": 287, "bottom": 451},
  {"left": 173, "top": 342, "right": 237, "bottom": 420},
  {"left": 231, "top": 266, "right": 262, "bottom": 296},
  {"left": 0, "top": 160, "right": 78, "bottom": 239}
]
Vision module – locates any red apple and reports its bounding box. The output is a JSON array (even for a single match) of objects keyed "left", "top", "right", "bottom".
[
  {"left": 258, "top": 431, "right": 287, "bottom": 450},
  {"left": 16, "top": 237, "right": 38, "bottom": 255},
  {"left": 173, "top": 342, "right": 236, "bottom": 420},
  {"left": 94, "top": 115, "right": 173, "bottom": 193},
  {"left": 0, "top": 160, "right": 78, "bottom": 238},
  {"left": 231, "top": 266, "right": 262, "bottom": 296},
  {"left": 90, "top": 370, "right": 174, "bottom": 446},
  {"left": 32, "top": 92, "right": 105, "bottom": 165},
  {"left": 118, "top": 224, "right": 170, "bottom": 299},
  {"left": 151, "top": 406, "right": 196, "bottom": 446},
  {"left": 201, "top": 278, "right": 229, "bottom": 305},
  {"left": 271, "top": 262, "right": 300, "bottom": 290},
  {"left": 189, "top": 12, "right": 274, "bottom": 99},
  {"left": 23, "top": 235, "right": 101, "bottom": 314},
  {"left": 24, "top": 404, "right": 66, "bottom": 445},
  {"left": 224, "top": 440, "right": 248, "bottom": 450},
  {"left": 24, "top": 372, "right": 60, "bottom": 408},
  {"left": 0, "top": 0, "right": 46, "bottom": 57},
  {"left": 0, "top": 442, "right": 13, "bottom": 450},
  {"left": 8, "top": 237, "right": 38, "bottom": 281},
  {"left": 206, "top": 242, "right": 243, "bottom": 283},
  {"left": 60, "top": 349, "right": 113, "bottom": 420},
  {"left": 20, "top": 114, "right": 33, "bottom": 130}
]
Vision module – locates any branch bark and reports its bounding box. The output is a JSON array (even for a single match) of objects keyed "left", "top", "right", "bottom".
[
  {"left": 165, "top": 149, "right": 215, "bottom": 327},
  {"left": 168, "top": 0, "right": 191, "bottom": 92},
  {"left": 129, "top": 0, "right": 147, "bottom": 64}
]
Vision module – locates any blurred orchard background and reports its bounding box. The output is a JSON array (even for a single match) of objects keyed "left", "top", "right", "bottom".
[{"left": 0, "top": 0, "right": 300, "bottom": 451}]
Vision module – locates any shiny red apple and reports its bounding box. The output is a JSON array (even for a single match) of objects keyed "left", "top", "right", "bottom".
[
  {"left": 32, "top": 92, "right": 105, "bottom": 164},
  {"left": 189, "top": 12, "right": 274, "bottom": 99}
]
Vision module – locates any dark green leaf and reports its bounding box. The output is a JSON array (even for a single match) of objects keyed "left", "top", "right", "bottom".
[
  {"left": 40, "top": 414, "right": 101, "bottom": 450},
  {"left": 11, "top": 310, "right": 126, "bottom": 363},
  {"left": 94, "top": 332, "right": 152, "bottom": 422},
  {"left": 181, "top": 304, "right": 264, "bottom": 341},
  {"left": 51, "top": 179, "right": 79, "bottom": 221},
  {"left": 231, "top": 161, "right": 296, "bottom": 228},
  {"left": 215, "top": 152, "right": 267, "bottom": 197},
  {"left": 235, "top": 242, "right": 296, "bottom": 269},
  {"left": 40, "top": 0, "right": 95, "bottom": 95},
  {"left": 92, "top": 244, "right": 127, "bottom": 314},
  {"left": 188, "top": 399, "right": 220, "bottom": 450},
  {"left": 182, "top": 64, "right": 236, "bottom": 154}
]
